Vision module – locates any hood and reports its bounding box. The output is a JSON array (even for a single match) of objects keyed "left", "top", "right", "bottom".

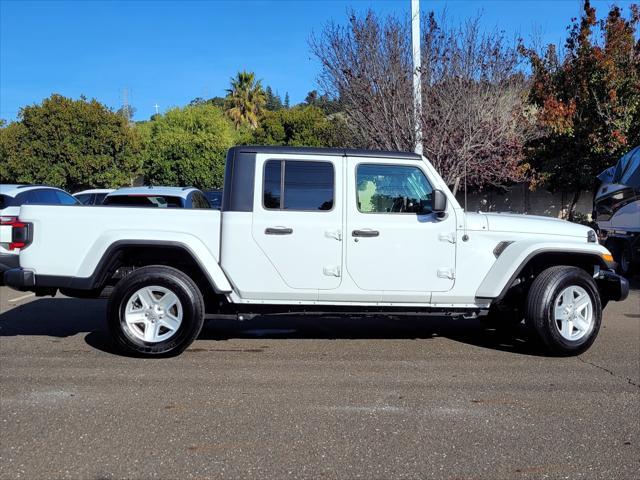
[{"left": 466, "top": 212, "right": 590, "bottom": 238}]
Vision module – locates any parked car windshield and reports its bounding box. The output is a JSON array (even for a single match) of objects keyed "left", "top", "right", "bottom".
[{"left": 103, "top": 195, "right": 184, "bottom": 208}]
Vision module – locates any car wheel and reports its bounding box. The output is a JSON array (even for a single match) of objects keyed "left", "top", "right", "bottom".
[
  {"left": 526, "top": 266, "right": 602, "bottom": 356},
  {"left": 618, "top": 244, "right": 634, "bottom": 277},
  {"left": 107, "top": 265, "right": 205, "bottom": 357}
]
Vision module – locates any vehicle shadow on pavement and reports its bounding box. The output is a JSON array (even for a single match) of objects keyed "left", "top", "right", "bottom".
[
  {"left": 196, "top": 314, "right": 541, "bottom": 356},
  {"left": 0, "top": 297, "right": 106, "bottom": 337},
  {"left": 0, "top": 297, "right": 542, "bottom": 356}
]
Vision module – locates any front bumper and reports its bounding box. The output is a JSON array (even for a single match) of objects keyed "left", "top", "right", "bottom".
[
  {"left": 0, "top": 254, "right": 20, "bottom": 286},
  {"left": 596, "top": 269, "right": 629, "bottom": 303}
]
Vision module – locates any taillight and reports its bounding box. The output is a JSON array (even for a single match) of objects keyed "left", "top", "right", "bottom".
[{"left": 0, "top": 216, "right": 33, "bottom": 250}]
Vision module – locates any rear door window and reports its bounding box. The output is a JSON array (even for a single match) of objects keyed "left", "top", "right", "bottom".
[{"left": 263, "top": 160, "right": 334, "bottom": 211}]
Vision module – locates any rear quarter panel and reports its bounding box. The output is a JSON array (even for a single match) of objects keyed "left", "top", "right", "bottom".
[{"left": 17, "top": 205, "right": 225, "bottom": 285}]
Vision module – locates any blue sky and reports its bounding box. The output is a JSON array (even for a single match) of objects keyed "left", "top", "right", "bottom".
[{"left": 1, "top": 0, "right": 634, "bottom": 121}]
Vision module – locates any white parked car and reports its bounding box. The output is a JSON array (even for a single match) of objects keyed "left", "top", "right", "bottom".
[
  {"left": 73, "top": 189, "right": 114, "bottom": 206},
  {"left": 3, "top": 147, "right": 628, "bottom": 357},
  {"left": 0, "top": 184, "right": 79, "bottom": 284},
  {"left": 102, "top": 186, "right": 211, "bottom": 209}
]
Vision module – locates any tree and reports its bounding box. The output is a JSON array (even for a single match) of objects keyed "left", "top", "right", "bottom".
[
  {"left": 253, "top": 105, "right": 354, "bottom": 147},
  {"left": 265, "top": 86, "right": 283, "bottom": 111},
  {"left": 284, "top": 92, "right": 290, "bottom": 108},
  {"left": 225, "top": 71, "right": 266, "bottom": 129},
  {"left": 142, "top": 104, "right": 238, "bottom": 188},
  {"left": 0, "top": 94, "right": 143, "bottom": 191},
  {"left": 304, "top": 90, "right": 342, "bottom": 114},
  {"left": 117, "top": 104, "right": 136, "bottom": 121},
  {"left": 310, "top": 10, "right": 537, "bottom": 192},
  {"left": 519, "top": 1, "right": 640, "bottom": 217},
  {"left": 189, "top": 96, "right": 225, "bottom": 108}
]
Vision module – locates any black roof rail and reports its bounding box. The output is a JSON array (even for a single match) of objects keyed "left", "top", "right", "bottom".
[{"left": 228, "top": 145, "right": 422, "bottom": 160}]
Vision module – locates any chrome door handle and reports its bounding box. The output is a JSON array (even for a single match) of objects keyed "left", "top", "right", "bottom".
[
  {"left": 265, "top": 227, "right": 293, "bottom": 235},
  {"left": 352, "top": 229, "right": 379, "bottom": 238}
]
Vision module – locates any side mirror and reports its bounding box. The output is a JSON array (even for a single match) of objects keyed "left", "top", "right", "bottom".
[{"left": 432, "top": 189, "right": 447, "bottom": 217}]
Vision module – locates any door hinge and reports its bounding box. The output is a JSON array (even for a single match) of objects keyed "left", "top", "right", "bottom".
[
  {"left": 437, "top": 268, "right": 455, "bottom": 280},
  {"left": 438, "top": 232, "right": 456, "bottom": 244},
  {"left": 323, "top": 265, "right": 342, "bottom": 277},
  {"left": 325, "top": 229, "right": 342, "bottom": 241}
]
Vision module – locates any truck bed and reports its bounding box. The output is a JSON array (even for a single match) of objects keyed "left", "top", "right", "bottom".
[{"left": 16, "top": 205, "right": 222, "bottom": 278}]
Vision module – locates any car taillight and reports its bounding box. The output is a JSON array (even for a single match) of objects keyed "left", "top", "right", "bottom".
[{"left": 0, "top": 216, "right": 33, "bottom": 250}]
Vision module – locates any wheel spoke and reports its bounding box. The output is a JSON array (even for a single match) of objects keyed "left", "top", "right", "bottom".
[
  {"left": 554, "top": 305, "right": 568, "bottom": 321},
  {"left": 161, "top": 314, "right": 180, "bottom": 332},
  {"left": 125, "top": 311, "right": 147, "bottom": 325},
  {"left": 137, "top": 288, "right": 155, "bottom": 309},
  {"left": 562, "top": 289, "right": 573, "bottom": 307},
  {"left": 574, "top": 294, "right": 591, "bottom": 313},
  {"left": 143, "top": 321, "right": 158, "bottom": 342},
  {"left": 158, "top": 291, "right": 179, "bottom": 311},
  {"left": 573, "top": 315, "right": 589, "bottom": 332},
  {"left": 561, "top": 319, "right": 573, "bottom": 338}
]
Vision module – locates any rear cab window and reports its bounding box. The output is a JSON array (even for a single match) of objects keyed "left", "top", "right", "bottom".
[{"left": 263, "top": 160, "right": 334, "bottom": 211}]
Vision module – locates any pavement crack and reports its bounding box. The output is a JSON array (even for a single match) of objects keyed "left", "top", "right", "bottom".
[{"left": 577, "top": 356, "right": 640, "bottom": 388}]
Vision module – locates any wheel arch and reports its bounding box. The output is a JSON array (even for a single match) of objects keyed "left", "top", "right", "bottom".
[
  {"left": 65, "top": 240, "right": 233, "bottom": 295},
  {"left": 476, "top": 246, "right": 610, "bottom": 303}
]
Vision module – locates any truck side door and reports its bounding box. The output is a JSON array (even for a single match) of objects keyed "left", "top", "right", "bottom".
[
  {"left": 345, "top": 157, "right": 457, "bottom": 299},
  {"left": 251, "top": 154, "right": 343, "bottom": 291}
]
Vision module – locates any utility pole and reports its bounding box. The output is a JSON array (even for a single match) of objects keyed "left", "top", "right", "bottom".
[
  {"left": 121, "top": 87, "right": 132, "bottom": 124},
  {"left": 411, "top": 0, "right": 423, "bottom": 155},
  {"left": 153, "top": 104, "right": 160, "bottom": 115}
]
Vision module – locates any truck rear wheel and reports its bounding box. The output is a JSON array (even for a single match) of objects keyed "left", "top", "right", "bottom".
[
  {"left": 107, "top": 265, "right": 205, "bottom": 357},
  {"left": 526, "top": 266, "right": 602, "bottom": 356}
]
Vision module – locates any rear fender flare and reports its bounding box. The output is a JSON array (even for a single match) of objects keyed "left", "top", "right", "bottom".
[{"left": 76, "top": 239, "right": 233, "bottom": 294}]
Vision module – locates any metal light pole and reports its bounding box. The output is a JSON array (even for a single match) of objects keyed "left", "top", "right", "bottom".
[{"left": 411, "top": 0, "right": 423, "bottom": 155}]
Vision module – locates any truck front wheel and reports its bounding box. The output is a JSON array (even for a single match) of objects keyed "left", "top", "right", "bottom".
[
  {"left": 526, "top": 266, "right": 602, "bottom": 356},
  {"left": 107, "top": 266, "right": 205, "bottom": 357}
]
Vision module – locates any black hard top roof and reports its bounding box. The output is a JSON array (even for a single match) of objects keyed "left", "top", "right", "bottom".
[{"left": 229, "top": 145, "right": 422, "bottom": 160}]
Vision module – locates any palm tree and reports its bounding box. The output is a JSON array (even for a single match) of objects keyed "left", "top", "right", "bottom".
[{"left": 225, "top": 71, "right": 266, "bottom": 129}]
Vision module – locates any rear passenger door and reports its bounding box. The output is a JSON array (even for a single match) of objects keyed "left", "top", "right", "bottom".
[{"left": 251, "top": 155, "right": 343, "bottom": 290}]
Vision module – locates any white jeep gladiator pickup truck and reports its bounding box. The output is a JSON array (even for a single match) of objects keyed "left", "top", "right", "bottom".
[{"left": 4, "top": 146, "right": 629, "bottom": 357}]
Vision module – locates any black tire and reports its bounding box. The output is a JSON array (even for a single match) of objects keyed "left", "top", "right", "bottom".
[
  {"left": 526, "top": 266, "right": 602, "bottom": 356},
  {"left": 107, "top": 265, "right": 205, "bottom": 357},
  {"left": 617, "top": 243, "right": 634, "bottom": 278}
]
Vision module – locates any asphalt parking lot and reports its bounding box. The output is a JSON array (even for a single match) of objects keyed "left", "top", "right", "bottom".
[{"left": 0, "top": 284, "right": 638, "bottom": 480}]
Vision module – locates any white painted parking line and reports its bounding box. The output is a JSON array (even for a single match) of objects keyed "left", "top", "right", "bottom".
[{"left": 8, "top": 292, "right": 35, "bottom": 303}]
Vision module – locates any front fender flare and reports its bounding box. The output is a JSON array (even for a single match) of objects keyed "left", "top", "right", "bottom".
[{"left": 475, "top": 241, "right": 610, "bottom": 300}]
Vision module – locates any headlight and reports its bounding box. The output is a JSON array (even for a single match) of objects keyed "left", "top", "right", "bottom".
[{"left": 588, "top": 230, "right": 597, "bottom": 243}]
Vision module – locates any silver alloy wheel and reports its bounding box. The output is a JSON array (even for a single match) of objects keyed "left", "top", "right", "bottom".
[
  {"left": 124, "top": 285, "right": 183, "bottom": 343},
  {"left": 553, "top": 285, "right": 593, "bottom": 341}
]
